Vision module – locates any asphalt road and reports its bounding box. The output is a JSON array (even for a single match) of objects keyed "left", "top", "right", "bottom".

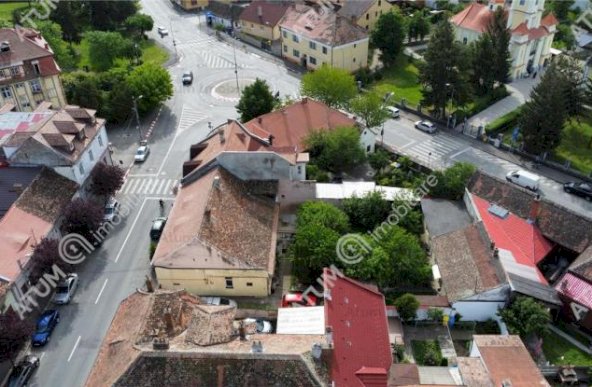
[
  {"left": 382, "top": 112, "right": 592, "bottom": 216},
  {"left": 27, "top": 1, "right": 301, "bottom": 386}
]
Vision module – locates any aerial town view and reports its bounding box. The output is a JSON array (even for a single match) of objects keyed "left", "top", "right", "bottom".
[{"left": 0, "top": 0, "right": 591, "bottom": 386}]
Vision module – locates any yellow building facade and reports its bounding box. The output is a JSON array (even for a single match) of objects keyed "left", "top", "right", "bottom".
[
  {"left": 338, "top": 0, "right": 393, "bottom": 31},
  {"left": 171, "top": 0, "right": 208, "bottom": 11}
]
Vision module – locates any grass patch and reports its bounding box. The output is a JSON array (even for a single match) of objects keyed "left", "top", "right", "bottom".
[
  {"left": 556, "top": 321, "right": 592, "bottom": 347},
  {"left": 0, "top": 2, "right": 29, "bottom": 22},
  {"left": 236, "top": 301, "right": 276, "bottom": 311},
  {"left": 411, "top": 340, "right": 446, "bottom": 366},
  {"left": 372, "top": 55, "right": 422, "bottom": 108},
  {"left": 542, "top": 331, "right": 592, "bottom": 367},
  {"left": 555, "top": 117, "right": 592, "bottom": 175}
]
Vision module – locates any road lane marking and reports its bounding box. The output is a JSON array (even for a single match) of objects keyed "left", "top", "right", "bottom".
[
  {"left": 94, "top": 279, "right": 109, "bottom": 305},
  {"left": 40, "top": 353, "right": 45, "bottom": 360},
  {"left": 114, "top": 198, "right": 148, "bottom": 263},
  {"left": 67, "top": 336, "right": 81, "bottom": 363},
  {"left": 450, "top": 148, "right": 471, "bottom": 159},
  {"left": 400, "top": 140, "right": 416, "bottom": 149},
  {"left": 156, "top": 179, "right": 167, "bottom": 194}
]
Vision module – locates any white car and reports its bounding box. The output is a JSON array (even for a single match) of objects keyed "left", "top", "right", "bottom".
[
  {"left": 157, "top": 26, "right": 168, "bottom": 37},
  {"left": 415, "top": 120, "right": 437, "bottom": 134},
  {"left": 203, "top": 296, "right": 237, "bottom": 308},
  {"left": 52, "top": 274, "right": 79, "bottom": 305},
  {"left": 385, "top": 106, "right": 400, "bottom": 118},
  {"left": 244, "top": 318, "right": 273, "bottom": 333},
  {"left": 103, "top": 198, "right": 119, "bottom": 222},
  {"left": 134, "top": 145, "right": 150, "bottom": 162},
  {"left": 506, "top": 170, "right": 540, "bottom": 191}
]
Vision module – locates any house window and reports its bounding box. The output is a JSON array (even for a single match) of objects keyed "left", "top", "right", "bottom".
[
  {"left": 282, "top": 30, "right": 287, "bottom": 38},
  {"left": 251, "top": 23, "right": 254, "bottom": 28},
  {"left": 283, "top": 45, "right": 287, "bottom": 52},
  {"left": 32, "top": 61, "right": 40, "bottom": 75},
  {"left": 367, "top": 145, "right": 371, "bottom": 152},
  {"left": 354, "top": 43, "right": 357, "bottom": 48},
  {"left": 79, "top": 163, "right": 85, "bottom": 176},
  {"left": 15, "top": 82, "right": 24, "bottom": 89},
  {"left": 322, "top": 46, "right": 328, "bottom": 54},
  {"left": 225, "top": 277, "right": 234, "bottom": 289},
  {"left": 89, "top": 149, "right": 94, "bottom": 161},
  {"left": 97, "top": 133, "right": 103, "bottom": 147},
  {"left": 246, "top": 282, "right": 253, "bottom": 287},
  {"left": 293, "top": 49, "right": 300, "bottom": 57},
  {"left": 375, "top": 11, "right": 378, "bottom": 17},
  {"left": 309, "top": 56, "right": 317, "bottom": 65},
  {"left": 20, "top": 95, "right": 30, "bottom": 108},
  {"left": 309, "top": 41, "right": 316, "bottom": 50},
  {"left": 30, "top": 79, "right": 42, "bottom": 93},
  {"left": 1, "top": 86, "right": 11, "bottom": 98},
  {"left": 353, "top": 57, "right": 356, "bottom": 62},
  {"left": 462, "top": 37, "right": 468, "bottom": 45},
  {"left": 379, "top": 0, "right": 381, "bottom": 5},
  {"left": 519, "top": 0, "right": 525, "bottom": 4},
  {"left": 366, "top": 13, "right": 369, "bottom": 20},
  {"left": 10, "top": 66, "right": 19, "bottom": 76},
  {"left": 292, "top": 34, "right": 299, "bottom": 43},
  {"left": 297, "top": 165, "right": 302, "bottom": 174}
]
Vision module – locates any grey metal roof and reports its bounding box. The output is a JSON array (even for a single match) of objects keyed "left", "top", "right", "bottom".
[
  {"left": 507, "top": 272, "right": 562, "bottom": 306},
  {"left": 421, "top": 198, "right": 472, "bottom": 238},
  {"left": 0, "top": 167, "right": 42, "bottom": 218}
]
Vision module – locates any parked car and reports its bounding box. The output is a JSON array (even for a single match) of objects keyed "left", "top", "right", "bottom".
[
  {"left": 414, "top": 120, "right": 437, "bottom": 134},
  {"left": 150, "top": 217, "right": 167, "bottom": 241},
  {"left": 385, "top": 106, "right": 400, "bottom": 118},
  {"left": 103, "top": 198, "right": 119, "bottom": 222},
  {"left": 52, "top": 273, "right": 79, "bottom": 305},
  {"left": 157, "top": 26, "right": 168, "bottom": 37},
  {"left": 203, "top": 296, "right": 238, "bottom": 308},
  {"left": 8, "top": 355, "right": 39, "bottom": 387},
  {"left": 134, "top": 145, "right": 150, "bottom": 162},
  {"left": 182, "top": 70, "right": 194, "bottom": 85},
  {"left": 505, "top": 170, "right": 540, "bottom": 191},
  {"left": 563, "top": 181, "right": 592, "bottom": 201},
  {"left": 281, "top": 292, "right": 318, "bottom": 307},
  {"left": 244, "top": 318, "right": 273, "bottom": 333},
  {"left": 31, "top": 310, "right": 60, "bottom": 346}
]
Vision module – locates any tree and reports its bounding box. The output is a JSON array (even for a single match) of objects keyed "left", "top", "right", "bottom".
[
  {"left": 419, "top": 20, "right": 470, "bottom": 118},
  {"left": 394, "top": 293, "right": 419, "bottom": 321},
  {"left": 36, "top": 21, "right": 76, "bottom": 70},
  {"left": 519, "top": 65, "right": 568, "bottom": 155},
  {"left": 296, "top": 201, "right": 349, "bottom": 234},
  {"left": 125, "top": 13, "right": 154, "bottom": 39},
  {"left": 62, "top": 72, "right": 101, "bottom": 109},
  {"left": 555, "top": 24, "right": 576, "bottom": 51},
  {"left": 29, "top": 238, "right": 64, "bottom": 282},
  {"left": 89, "top": 1, "right": 138, "bottom": 31},
  {"left": 368, "top": 148, "right": 391, "bottom": 171},
  {"left": 236, "top": 78, "right": 275, "bottom": 122},
  {"left": 486, "top": 7, "right": 512, "bottom": 84},
  {"left": 427, "top": 308, "right": 444, "bottom": 322},
  {"left": 0, "top": 308, "right": 35, "bottom": 366},
  {"left": 554, "top": 55, "right": 588, "bottom": 119},
  {"left": 429, "top": 162, "right": 476, "bottom": 200},
  {"left": 126, "top": 63, "right": 173, "bottom": 114},
  {"left": 470, "top": 34, "right": 496, "bottom": 96},
  {"left": 89, "top": 163, "right": 125, "bottom": 197},
  {"left": 305, "top": 126, "right": 366, "bottom": 173},
  {"left": 50, "top": 1, "right": 87, "bottom": 43},
  {"left": 408, "top": 11, "right": 430, "bottom": 42},
  {"left": 546, "top": 0, "right": 574, "bottom": 21},
  {"left": 371, "top": 9, "right": 407, "bottom": 67},
  {"left": 498, "top": 296, "right": 550, "bottom": 338},
  {"left": 349, "top": 92, "right": 390, "bottom": 129},
  {"left": 62, "top": 198, "right": 103, "bottom": 240},
  {"left": 300, "top": 65, "right": 357, "bottom": 108},
  {"left": 342, "top": 191, "right": 391, "bottom": 232},
  {"left": 86, "top": 31, "right": 131, "bottom": 71}
]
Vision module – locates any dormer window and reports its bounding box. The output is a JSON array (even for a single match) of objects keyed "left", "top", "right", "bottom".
[{"left": 32, "top": 61, "right": 40, "bottom": 75}]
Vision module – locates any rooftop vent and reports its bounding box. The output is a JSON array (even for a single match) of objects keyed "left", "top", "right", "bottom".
[
  {"left": 0, "top": 41, "right": 10, "bottom": 52},
  {"left": 488, "top": 204, "right": 509, "bottom": 219},
  {"left": 213, "top": 176, "right": 220, "bottom": 189},
  {"left": 501, "top": 380, "right": 513, "bottom": 387}
]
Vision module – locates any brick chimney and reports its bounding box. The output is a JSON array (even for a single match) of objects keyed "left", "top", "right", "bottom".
[
  {"left": 268, "top": 134, "right": 274, "bottom": 146},
  {"left": 528, "top": 194, "right": 541, "bottom": 224},
  {"left": 164, "top": 308, "right": 174, "bottom": 333}
]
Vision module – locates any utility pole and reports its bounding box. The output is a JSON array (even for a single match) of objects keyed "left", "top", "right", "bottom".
[
  {"left": 132, "top": 95, "right": 143, "bottom": 142},
  {"left": 232, "top": 39, "right": 240, "bottom": 95},
  {"left": 170, "top": 19, "right": 178, "bottom": 58}
]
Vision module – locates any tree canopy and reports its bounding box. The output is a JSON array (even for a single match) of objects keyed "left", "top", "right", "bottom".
[
  {"left": 36, "top": 21, "right": 76, "bottom": 70},
  {"left": 126, "top": 63, "right": 173, "bottom": 114},
  {"left": 429, "top": 162, "right": 476, "bottom": 200},
  {"left": 394, "top": 293, "right": 420, "bottom": 321},
  {"left": 371, "top": 9, "right": 407, "bottom": 67},
  {"left": 486, "top": 7, "right": 512, "bottom": 84},
  {"left": 470, "top": 34, "right": 496, "bottom": 96},
  {"left": 349, "top": 92, "right": 390, "bottom": 129},
  {"left": 0, "top": 308, "right": 35, "bottom": 365},
  {"left": 90, "top": 163, "right": 125, "bottom": 197},
  {"left": 236, "top": 78, "right": 276, "bottom": 122},
  {"left": 62, "top": 198, "right": 103, "bottom": 240},
  {"left": 125, "top": 13, "right": 154, "bottom": 39},
  {"left": 342, "top": 191, "right": 391, "bottom": 233},
  {"left": 305, "top": 126, "right": 366, "bottom": 173},
  {"left": 300, "top": 65, "right": 357, "bottom": 108},
  {"left": 86, "top": 31, "right": 131, "bottom": 72},
  {"left": 498, "top": 296, "right": 550, "bottom": 338}
]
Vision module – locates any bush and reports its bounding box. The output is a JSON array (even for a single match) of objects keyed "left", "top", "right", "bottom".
[
  {"left": 429, "top": 162, "right": 476, "bottom": 200},
  {"left": 368, "top": 149, "right": 391, "bottom": 171},
  {"left": 475, "top": 319, "right": 501, "bottom": 334},
  {"left": 306, "top": 164, "right": 330, "bottom": 182},
  {"left": 395, "top": 293, "right": 420, "bottom": 321},
  {"left": 486, "top": 107, "right": 522, "bottom": 135},
  {"left": 412, "top": 340, "right": 443, "bottom": 366}
]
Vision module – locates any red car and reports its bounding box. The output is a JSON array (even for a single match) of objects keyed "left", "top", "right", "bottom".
[{"left": 281, "top": 292, "right": 318, "bottom": 307}]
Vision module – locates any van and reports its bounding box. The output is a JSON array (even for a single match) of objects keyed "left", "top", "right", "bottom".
[
  {"left": 505, "top": 170, "right": 540, "bottom": 191},
  {"left": 385, "top": 106, "right": 400, "bottom": 118}
]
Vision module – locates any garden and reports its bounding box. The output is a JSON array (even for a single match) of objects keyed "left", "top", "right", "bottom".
[{"left": 542, "top": 331, "right": 592, "bottom": 367}]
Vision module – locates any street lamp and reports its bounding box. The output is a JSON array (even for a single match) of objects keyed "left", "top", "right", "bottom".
[
  {"left": 381, "top": 92, "right": 395, "bottom": 146},
  {"left": 232, "top": 39, "right": 240, "bottom": 95},
  {"left": 132, "top": 95, "right": 143, "bottom": 142},
  {"left": 445, "top": 83, "right": 455, "bottom": 128},
  {"left": 169, "top": 18, "right": 178, "bottom": 58}
]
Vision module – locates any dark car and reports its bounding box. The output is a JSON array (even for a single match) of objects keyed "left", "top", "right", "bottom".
[
  {"left": 31, "top": 310, "right": 59, "bottom": 346},
  {"left": 182, "top": 70, "right": 194, "bottom": 85},
  {"left": 564, "top": 182, "right": 592, "bottom": 201},
  {"left": 150, "top": 217, "right": 167, "bottom": 241},
  {"left": 8, "top": 355, "right": 39, "bottom": 387}
]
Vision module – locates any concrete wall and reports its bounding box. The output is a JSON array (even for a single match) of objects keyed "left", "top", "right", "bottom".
[
  {"left": 278, "top": 180, "right": 316, "bottom": 212},
  {"left": 155, "top": 267, "right": 271, "bottom": 297},
  {"left": 453, "top": 26, "right": 481, "bottom": 46},
  {"left": 217, "top": 151, "right": 294, "bottom": 180}
]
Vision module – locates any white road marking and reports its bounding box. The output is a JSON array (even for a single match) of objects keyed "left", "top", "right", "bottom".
[
  {"left": 450, "top": 148, "right": 471, "bottom": 159},
  {"left": 114, "top": 198, "right": 148, "bottom": 263},
  {"left": 400, "top": 140, "right": 416, "bottom": 149},
  {"left": 136, "top": 179, "right": 147, "bottom": 193},
  {"left": 67, "top": 336, "right": 81, "bottom": 363},
  {"left": 94, "top": 279, "right": 109, "bottom": 305},
  {"left": 40, "top": 352, "right": 46, "bottom": 360},
  {"left": 155, "top": 179, "right": 167, "bottom": 194}
]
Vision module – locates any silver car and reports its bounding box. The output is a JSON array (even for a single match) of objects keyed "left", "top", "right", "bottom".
[
  {"left": 415, "top": 120, "right": 437, "bottom": 134},
  {"left": 134, "top": 145, "right": 150, "bottom": 162},
  {"left": 52, "top": 273, "right": 79, "bottom": 305},
  {"left": 203, "top": 296, "right": 237, "bottom": 308},
  {"left": 244, "top": 318, "right": 273, "bottom": 333},
  {"left": 103, "top": 198, "right": 119, "bottom": 222}
]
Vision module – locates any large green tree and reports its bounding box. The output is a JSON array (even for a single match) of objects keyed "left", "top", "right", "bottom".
[
  {"left": 63, "top": 71, "right": 101, "bottom": 109},
  {"left": 50, "top": 1, "right": 87, "bottom": 43},
  {"left": 86, "top": 31, "right": 131, "bottom": 71},
  {"left": 408, "top": 11, "right": 430, "bottom": 42},
  {"left": 371, "top": 8, "right": 407, "bottom": 67},
  {"left": 394, "top": 293, "right": 420, "bottom": 321},
  {"left": 349, "top": 92, "right": 390, "bottom": 129},
  {"left": 342, "top": 191, "right": 391, "bottom": 232},
  {"left": 305, "top": 126, "right": 366, "bottom": 173},
  {"left": 300, "top": 65, "right": 357, "bottom": 108},
  {"left": 546, "top": 0, "right": 574, "bottom": 21},
  {"left": 89, "top": 1, "right": 138, "bottom": 31},
  {"left": 486, "top": 7, "right": 512, "bottom": 84},
  {"left": 126, "top": 63, "right": 173, "bottom": 114},
  {"left": 125, "top": 13, "right": 154, "bottom": 40},
  {"left": 499, "top": 296, "right": 550, "bottom": 338},
  {"left": 236, "top": 78, "right": 275, "bottom": 122},
  {"left": 470, "top": 34, "right": 496, "bottom": 96},
  {"left": 429, "top": 162, "right": 476, "bottom": 200},
  {"left": 419, "top": 20, "right": 470, "bottom": 118}
]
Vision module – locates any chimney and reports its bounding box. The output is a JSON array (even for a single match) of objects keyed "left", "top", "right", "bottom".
[
  {"left": 528, "top": 194, "right": 541, "bottom": 224},
  {"left": 257, "top": 117, "right": 262, "bottom": 124},
  {"left": 238, "top": 320, "right": 247, "bottom": 340},
  {"left": 268, "top": 134, "right": 274, "bottom": 146},
  {"left": 0, "top": 41, "right": 10, "bottom": 53},
  {"left": 145, "top": 275, "right": 154, "bottom": 292},
  {"left": 213, "top": 176, "right": 220, "bottom": 189},
  {"left": 302, "top": 97, "right": 308, "bottom": 104},
  {"left": 205, "top": 208, "right": 211, "bottom": 221},
  {"left": 257, "top": 5, "right": 263, "bottom": 18},
  {"left": 218, "top": 128, "right": 225, "bottom": 143},
  {"left": 164, "top": 308, "right": 174, "bottom": 333},
  {"left": 11, "top": 183, "right": 23, "bottom": 195}
]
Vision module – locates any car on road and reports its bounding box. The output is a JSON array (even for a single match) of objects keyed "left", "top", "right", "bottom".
[
  {"left": 385, "top": 106, "right": 400, "bottom": 119},
  {"left": 52, "top": 273, "right": 79, "bottom": 305},
  {"left": 244, "top": 318, "right": 273, "bottom": 333},
  {"left": 157, "top": 26, "right": 168, "bottom": 37},
  {"left": 182, "top": 70, "right": 194, "bottom": 85},
  {"left": 103, "top": 198, "right": 119, "bottom": 222},
  {"left": 505, "top": 170, "right": 540, "bottom": 191},
  {"left": 203, "top": 296, "right": 238, "bottom": 308},
  {"left": 134, "top": 145, "right": 150, "bottom": 162},
  {"left": 150, "top": 217, "right": 167, "bottom": 241},
  {"left": 8, "top": 355, "right": 39, "bottom": 387},
  {"left": 281, "top": 292, "right": 318, "bottom": 307},
  {"left": 31, "top": 310, "right": 60, "bottom": 346},
  {"left": 563, "top": 181, "right": 592, "bottom": 201},
  {"left": 414, "top": 120, "right": 437, "bottom": 134}
]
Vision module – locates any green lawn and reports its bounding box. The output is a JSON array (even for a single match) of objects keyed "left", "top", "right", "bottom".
[
  {"left": 372, "top": 55, "right": 422, "bottom": 108},
  {"left": 555, "top": 117, "right": 592, "bottom": 175},
  {"left": 0, "top": 2, "right": 29, "bottom": 23},
  {"left": 542, "top": 331, "right": 592, "bottom": 367}
]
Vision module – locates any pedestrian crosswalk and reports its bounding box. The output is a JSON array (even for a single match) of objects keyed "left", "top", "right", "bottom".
[
  {"left": 121, "top": 177, "right": 178, "bottom": 196},
  {"left": 401, "top": 136, "right": 466, "bottom": 168},
  {"left": 178, "top": 105, "right": 208, "bottom": 132},
  {"left": 176, "top": 36, "right": 216, "bottom": 47},
  {"left": 198, "top": 51, "right": 249, "bottom": 69}
]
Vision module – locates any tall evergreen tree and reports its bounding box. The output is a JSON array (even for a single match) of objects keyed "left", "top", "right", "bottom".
[
  {"left": 371, "top": 8, "right": 407, "bottom": 67},
  {"left": 470, "top": 34, "right": 496, "bottom": 96},
  {"left": 487, "top": 7, "right": 512, "bottom": 84},
  {"left": 235, "top": 78, "right": 275, "bottom": 122},
  {"left": 419, "top": 20, "right": 470, "bottom": 118},
  {"left": 555, "top": 55, "right": 588, "bottom": 118}
]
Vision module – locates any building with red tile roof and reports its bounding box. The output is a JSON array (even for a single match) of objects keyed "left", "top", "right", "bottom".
[
  {"left": 323, "top": 268, "right": 392, "bottom": 387},
  {"left": 239, "top": 1, "right": 291, "bottom": 49},
  {"left": 451, "top": 0, "right": 558, "bottom": 79}
]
